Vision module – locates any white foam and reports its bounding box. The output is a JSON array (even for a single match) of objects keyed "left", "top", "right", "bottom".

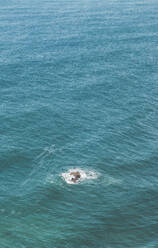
[{"left": 61, "top": 168, "right": 98, "bottom": 184}]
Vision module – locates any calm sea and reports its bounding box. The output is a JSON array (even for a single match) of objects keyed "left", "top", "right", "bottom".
[{"left": 0, "top": 0, "right": 158, "bottom": 247}]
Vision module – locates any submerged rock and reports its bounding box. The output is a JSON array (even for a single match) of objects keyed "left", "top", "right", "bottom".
[{"left": 70, "top": 171, "right": 81, "bottom": 183}]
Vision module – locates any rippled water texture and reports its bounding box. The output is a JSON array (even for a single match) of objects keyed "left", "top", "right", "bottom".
[{"left": 0, "top": 0, "right": 158, "bottom": 247}]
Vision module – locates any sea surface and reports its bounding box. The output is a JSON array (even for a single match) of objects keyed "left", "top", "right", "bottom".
[{"left": 0, "top": 0, "right": 158, "bottom": 247}]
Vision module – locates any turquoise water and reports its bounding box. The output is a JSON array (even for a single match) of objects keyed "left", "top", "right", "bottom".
[{"left": 0, "top": 0, "right": 158, "bottom": 247}]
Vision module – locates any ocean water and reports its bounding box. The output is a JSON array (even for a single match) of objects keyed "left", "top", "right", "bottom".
[{"left": 0, "top": 0, "right": 158, "bottom": 247}]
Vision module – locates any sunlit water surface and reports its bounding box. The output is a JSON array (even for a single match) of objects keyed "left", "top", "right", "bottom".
[{"left": 0, "top": 0, "right": 158, "bottom": 247}]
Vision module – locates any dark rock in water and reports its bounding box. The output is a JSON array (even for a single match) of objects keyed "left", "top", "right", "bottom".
[{"left": 70, "top": 171, "right": 81, "bottom": 183}]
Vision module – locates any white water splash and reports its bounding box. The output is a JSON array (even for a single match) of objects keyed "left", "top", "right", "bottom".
[{"left": 61, "top": 168, "right": 99, "bottom": 184}]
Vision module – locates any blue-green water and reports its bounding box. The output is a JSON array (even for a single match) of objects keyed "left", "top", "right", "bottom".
[{"left": 1, "top": 0, "right": 158, "bottom": 247}]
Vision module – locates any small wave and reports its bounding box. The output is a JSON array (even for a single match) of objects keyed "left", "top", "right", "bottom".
[{"left": 61, "top": 168, "right": 98, "bottom": 184}]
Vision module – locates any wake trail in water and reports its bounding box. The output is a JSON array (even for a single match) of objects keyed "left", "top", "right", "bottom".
[{"left": 21, "top": 144, "right": 56, "bottom": 188}]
